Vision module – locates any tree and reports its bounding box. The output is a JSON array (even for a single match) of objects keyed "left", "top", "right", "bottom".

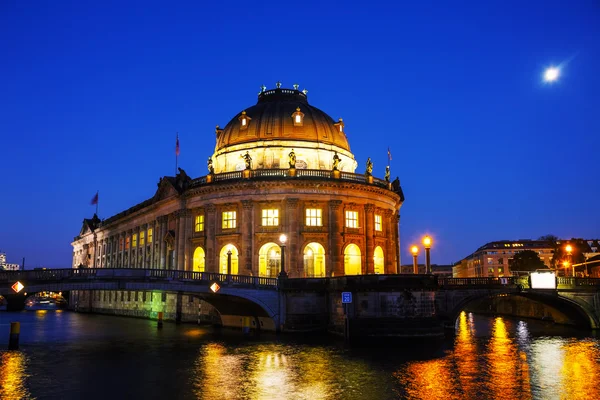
[
  {"left": 510, "top": 250, "right": 546, "bottom": 273},
  {"left": 538, "top": 234, "right": 559, "bottom": 243}
]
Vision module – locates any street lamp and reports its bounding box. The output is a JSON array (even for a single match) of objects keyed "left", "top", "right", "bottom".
[
  {"left": 279, "top": 234, "right": 288, "bottom": 278},
  {"left": 410, "top": 246, "right": 419, "bottom": 274},
  {"left": 423, "top": 236, "right": 432, "bottom": 274},
  {"left": 226, "top": 249, "right": 232, "bottom": 275},
  {"left": 562, "top": 260, "right": 570, "bottom": 278},
  {"left": 566, "top": 244, "right": 573, "bottom": 277}
]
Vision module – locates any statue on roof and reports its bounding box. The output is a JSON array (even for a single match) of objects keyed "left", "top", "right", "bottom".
[
  {"left": 385, "top": 165, "right": 390, "bottom": 182},
  {"left": 288, "top": 149, "right": 296, "bottom": 168},
  {"left": 332, "top": 151, "right": 341, "bottom": 171},
  {"left": 241, "top": 151, "right": 252, "bottom": 170},
  {"left": 365, "top": 158, "right": 373, "bottom": 176},
  {"left": 207, "top": 157, "right": 214, "bottom": 174}
]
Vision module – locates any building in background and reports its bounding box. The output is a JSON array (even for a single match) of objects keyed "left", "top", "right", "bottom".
[
  {"left": 0, "top": 251, "right": 21, "bottom": 271},
  {"left": 400, "top": 263, "right": 453, "bottom": 277},
  {"left": 453, "top": 240, "right": 555, "bottom": 278}
]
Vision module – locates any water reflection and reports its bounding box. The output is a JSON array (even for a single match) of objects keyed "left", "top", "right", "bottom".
[
  {"left": 3, "top": 311, "right": 600, "bottom": 399},
  {"left": 0, "top": 351, "right": 32, "bottom": 400}
]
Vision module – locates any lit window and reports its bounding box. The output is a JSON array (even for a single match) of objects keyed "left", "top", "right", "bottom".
[
  {"left": 148, "top": 228, "right": 153, "bottom": 244},
  {"left": 262, "top": 209, "right": 279, "bottom": 226},
  {"left": 292, "top": 107, "right": 304, "bottom": 126},
  {"left": 140, "top": 231, "right": 145, "bottom": 246},
  {"left": 132, "top": 234, "right": 138, "bottom": 248},
  {"left": 305, "top": 208, "right": 322, "bottom": 226},
  {"left": 195, "top": 215, "right": 205, "bottom": 232},
  {"left": 222, "top": 211, "right": 237, "bottom": 229},
  {"left": 125, "top": 237, "right": 130, "bottom": 250},
  {"left": 375, "top": 214, "right": 382, "bottom": 231},
  {"left": 345, "top": 211, "right": 358, "bottom": 228},
  {"left": 238, "top": 111, "right": 251, "bottom": 130}
]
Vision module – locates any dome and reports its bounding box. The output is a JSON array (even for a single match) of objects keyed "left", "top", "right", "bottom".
[
  {"left": 211, "top": 85, "right": 357, "bottom": 174},
  {"left": 215, "top": 87, "right": 351, "bottom": 153}
]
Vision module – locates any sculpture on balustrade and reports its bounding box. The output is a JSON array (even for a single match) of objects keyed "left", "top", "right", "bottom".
[
  {"left": 365, "top": 157, "right": 373, "bottom": 176},
  {"left": 332, "top": 151, "right": 341, "bottom": 171},
  {"left": 385, "top": 165, "right": 390, "bottom": 182},
  {"left": 207, "top": 157, "right": 214, "bottom": 174},
  {"left": 288, "top": 149, "right": 296, "bottom": 168},
  {"left": 241, "top": 151, "right": 252, "bottom": 170}
]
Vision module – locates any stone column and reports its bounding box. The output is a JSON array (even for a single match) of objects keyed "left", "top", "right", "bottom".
[
  {"left": 176, "top": 210, "right": 188, "bottom": 271},
  {"left": 134, "top": 226, "right": 141, "bottom": 268},
  {"left": 119, "top": 232, "right": 125, "bottom": 268},
  {"left": 329, "top": 200, "right": 343, "bottom": 277},
  {"left": 384, "top": 210, "right": 395, "bottom": 274},
  {"left": 205, "top": 204, "right": 217, "bottom": 272},
  {"left": 241, "top": 200, "right": 254, "bottom": 275},
  {"left": 395, "top": 211, "right": 401, "bottom": 273},
  {"left": 364, "top": 204, "right": 375, "bottom": 274},
  {"left": 158, "top": 216, "right": 168, "bottom": 269},
  {"left": 286, "top": 198, "right": 300, "bottom": 277}
]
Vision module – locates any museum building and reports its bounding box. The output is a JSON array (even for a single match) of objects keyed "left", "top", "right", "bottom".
[{"left": 73, "top": 85, "right": 405, "bottom": 279}]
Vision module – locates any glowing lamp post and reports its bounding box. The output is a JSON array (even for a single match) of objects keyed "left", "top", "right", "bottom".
[
  {"left": 227, "top": 249, "right": 232, "bottom": 275},
  {"left": 410, "top": 246, "right": 419, "bottom": 274},
  {"left": 565, "top": 245, "right": 573, "bottom": 277},
  {"left": 544, "top": 67, "right": 560, "bottom": 83},
  {"left": 279, "top": 234, "right": 288, "bottom": 278},
  {"left": 423, "top": 236, "right": 432, "bottom": 274}
]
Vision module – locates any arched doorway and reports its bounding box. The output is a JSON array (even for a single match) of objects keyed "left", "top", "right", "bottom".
[
  {"left": 373, "top": 246, "right": 384, "bottom": 274},
  {"left": 304, "top": 243, "right": 326, "bottom": 277},
  {"left": 219, "top": 244, "right": 239, "bottom": 275},
  {"left": 258, "top": 242, "right": 281, "bottom": 278},
  {"left": 344, "top": 244, "right": 362, "bottom": 275},
  {"left": 193, "top": 246, "right": 205, "bottom": 272}
]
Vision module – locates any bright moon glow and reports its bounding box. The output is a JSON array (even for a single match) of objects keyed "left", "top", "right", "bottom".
[{"left": 544, "top": 67, "right": 560, "bottom": 82}]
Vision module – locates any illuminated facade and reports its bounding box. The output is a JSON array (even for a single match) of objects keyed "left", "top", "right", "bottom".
[
  {"left": 453, "top": 240, "right": 554, "bottom": 278},
  {"left": 0, "top": 252, "right": 20, "bottom": 271},
  {"left": 73, "top": 85, "right": 404, "bottom": 278}
]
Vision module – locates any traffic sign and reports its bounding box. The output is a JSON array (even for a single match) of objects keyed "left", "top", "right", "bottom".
[
  {"left": 11, "top": 281, "right": 25, "bottom": 293},
  {"left": 342, "top": 292, "right": 352, "bottom": 304},
  {"left": 210, "top": 282, "right": 221, "bottom": 293}
]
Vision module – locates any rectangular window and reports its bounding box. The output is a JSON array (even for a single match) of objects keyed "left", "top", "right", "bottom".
[
  {"left": 487, "top": 257, "right": 493, "bottom": 264},
  {"left": 375, "top": 214, "right": 382, "bottom": 231},
  {"left": 140, "top": 231, "right": 145, "bottom": 246},
  {"left": 125, "top": 237, "right": 130, "bottom": 250},
  {"left": 262, "top": 209, "right": 279, "bottom": 226},
  {"left": 222, "top": 211, "right": 237, "bottom": 229},
  {"left": 132, "top": 234, "right": 138, "bottom": 248},
  {"left": 305, "top": 208, "right": 322, "bottom": 226},
  {"left": 148, "top": 228, "right": 153, "bottom": 243},
  {"left": 345, "top": 211, "right": 358, "bottom": 228},
  {"left": 195, "top": 215, "right": 205, "bottom": 232}
]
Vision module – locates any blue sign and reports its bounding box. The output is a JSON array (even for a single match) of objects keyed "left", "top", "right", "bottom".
[{"left": 342, "top": 292, "right": 352, "bottom": 304}]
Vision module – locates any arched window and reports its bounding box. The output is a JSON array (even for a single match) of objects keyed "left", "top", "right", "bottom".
[
  {"left": 193, "top": 247, "right": 205, "bottom": 272},
  {"left": 374, "top": 246, "right": 384, "bottom": 274},
  {"left": 219, "top": 244, "right": 239, "bottom": 275},
  {"left": 344, "top": 244, "right": 362, "bottom": 275},
  {"left": 258, "top": 242, "right": 281, "bottom": 278},
  {"left": 304, "top": 243, "right": 326, "bottom": 277}
]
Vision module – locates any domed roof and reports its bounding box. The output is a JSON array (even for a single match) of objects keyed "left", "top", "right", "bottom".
[{"left": 215, "top": 86, "right": 351, "bottom": 153}]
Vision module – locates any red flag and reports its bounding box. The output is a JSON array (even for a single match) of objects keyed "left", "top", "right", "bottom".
[
  {"left": 175, "top": 134, "right": 180, "bottom": 156},
  {"left": 387, "top": 147, "right": 392, "bottom": 161},
  {"left": 90, "top": 192, "right": 99, "bottom": 205}
]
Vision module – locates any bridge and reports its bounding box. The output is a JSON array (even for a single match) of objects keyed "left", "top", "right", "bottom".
[{"left": 2, "top": 269, "right": 600, "bottom": 338}]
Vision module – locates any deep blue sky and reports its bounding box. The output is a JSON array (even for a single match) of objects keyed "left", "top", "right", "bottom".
[{"left": 1, "top": 1, "right": 598, "bottom": 268}]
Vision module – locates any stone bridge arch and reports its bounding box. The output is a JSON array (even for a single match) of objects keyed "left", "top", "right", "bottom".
[{"left": 439, "top": 290, "right": 600, "bottom": 330}]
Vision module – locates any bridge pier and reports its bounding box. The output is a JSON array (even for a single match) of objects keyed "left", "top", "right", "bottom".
[{"left": 175, "top": 291, "right": 183, "bottom": 324}]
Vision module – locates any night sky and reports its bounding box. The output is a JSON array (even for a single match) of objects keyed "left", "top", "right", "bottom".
[{"left": 1, "top": 1, "right": 598, "bottom": 268}]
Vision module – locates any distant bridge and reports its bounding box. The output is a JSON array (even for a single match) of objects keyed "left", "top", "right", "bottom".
[{"left": 2, "top": 269, "right": 600, "bottom": 336}]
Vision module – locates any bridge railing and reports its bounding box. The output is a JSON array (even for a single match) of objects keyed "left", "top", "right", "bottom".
[
  {"left": 0, "top": 268, "right": 278, "bottom": 289},
  {"left": 438, "top": 277, "right": 517, "bottom": 288},
  {"left": 557, "top": 277, "right": 600, "bottom": 289}
]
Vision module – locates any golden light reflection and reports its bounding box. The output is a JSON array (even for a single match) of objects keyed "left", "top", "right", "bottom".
[
  {"left": 487, "top": 317, "right": 531, "bottom": 400},
  {"left": 193, "top": 343, "right": 243, "bottom": 399},
  {"left": 401, "top": 357, "right": 455, "bottom": 399},
  {"left": 453, "top": 311, "right": 479, "bottom": 397},
  {"left": 0, "top": 351, "right": 31, "bottom": 400},
  {"left": 560, "top": 341, "right": 600, "bottom": 399}
]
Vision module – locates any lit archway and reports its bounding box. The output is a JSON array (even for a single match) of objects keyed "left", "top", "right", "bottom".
[
  {"left": 193, "top": 246, "right": 205, "bottom": 272},
  {"left": 304, "top": 242, "right": 326, "bottom": 277},
  {"left": 344, "top": 244, "right": 362, "bottom": 275},
  {"left": 219, "top": 244, "right": 239, "bottom": 275},
  {"left": 374, "top": 246, "right": 384, "bottom": 274},
  {"left": 258, "top": 242, "right": 281, "bottom": 278}
]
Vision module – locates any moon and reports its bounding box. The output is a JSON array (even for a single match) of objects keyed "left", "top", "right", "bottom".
[{"left": 544, "top": 67, "right": 560, "bottom": 82}]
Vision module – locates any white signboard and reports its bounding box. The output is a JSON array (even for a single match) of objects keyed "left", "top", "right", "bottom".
[{"left": 530, "top": 272, "right": 556, "bottom": 289}]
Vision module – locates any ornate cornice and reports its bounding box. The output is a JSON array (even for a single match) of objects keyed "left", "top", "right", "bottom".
[
  {"left": 242, "top": 200, "right": 254, "bottom": 210},
  {"left": 364, "top": 204, "right": 375, "bottom": 213},
  {"left": 286, "top": 198, "right": 299, "bottom": 209},
  {"left": 329, "top": 200, "right": 342, "bottom": 210}
]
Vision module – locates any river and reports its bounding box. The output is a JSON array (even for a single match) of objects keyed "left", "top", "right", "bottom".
[{"left": 1, "top": 311, "right": 599, "bottom": 399}]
